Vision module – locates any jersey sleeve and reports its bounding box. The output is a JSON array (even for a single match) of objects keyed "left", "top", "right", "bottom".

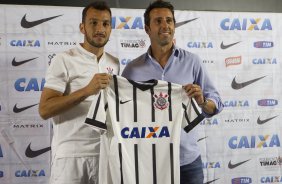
[
  {"left": 182, "top": 97, "right": 205, "bottom": 133},
  {"left": 85, "top": 91, "right": 108, "bottom": 133}
]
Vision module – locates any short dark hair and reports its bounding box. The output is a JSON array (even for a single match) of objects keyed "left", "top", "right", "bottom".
[
  {"left": 144, "top": 0, "right": 176, "bottom": 26},
  {"left": 82, "top": 1, "right": 112, "bottom": 23}
]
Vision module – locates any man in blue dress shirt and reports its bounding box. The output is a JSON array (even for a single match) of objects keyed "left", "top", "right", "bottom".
[{"left": 122, "top": 1, "right": 224, "bottom": 184}]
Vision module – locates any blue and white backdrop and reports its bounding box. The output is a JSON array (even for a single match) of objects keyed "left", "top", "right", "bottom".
[{"left": 0, "top": 4, "right": 282, "bottom": 184}]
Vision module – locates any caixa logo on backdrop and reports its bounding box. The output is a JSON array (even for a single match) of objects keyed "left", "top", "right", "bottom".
[
  {"left": 120, "top": 58, "right": 132, "bottom": 65},
  {"left": 112, "top": 16, "right": 144, "bottom": 29},
  {"left": 253, "top": 41, "right": 274, "bottom": 48},
  {"left": 228, "top": 134, "right": 280, "bottom": 149},
  {"left": 14, "top": 78, "right": 45, "bottom": 92},
  {"left": 187, "top": 42, "right": 213, "bottom": 48},
  {"left": 224, "top": 100, "right": 249, "bottom": 107},
  {"left": 231, "top": 177, "right": 252, "bottom": 184},
  {"left": 15, "top": 169, "right": 45, "bottom": 177},
  {"left": 10, "top": 40, "right": 40, "bottom": 47},
  {"left": 200, "top": 118, "right": 219, "bottom": 126},
  {"left": 220, "top": 18, "right": 272, "bottom": 30},
  {"left": 202, "top": 161, "right": 220, "bottom": 169},
  {"left": 258, "top": 99, "right": 278, "bottom": 106},
  {"left": 261, "top": 176, "right": 282, "bottom": 183},
  {"left": 252, "top": 58, "right": 277, "bottom": 64}
]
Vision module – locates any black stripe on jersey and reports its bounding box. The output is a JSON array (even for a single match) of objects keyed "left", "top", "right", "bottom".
[
  {"left": 84, "top": 93, "right": 107, "bottom": 130},
  {"left": 182, "top": 103, "right": 191, "bottom": 125},
  {"left": 133, "top": 86, "right": 137, "bottom": 122},
  {"left": 191, "top": 98, "right": 201, "bottom": 116},
  {"left": 184, "top": 115, "right": 205, "bottom": 133},
  {"left": 168, "top": 82, "right": 172, "bottom": 121},
  {"left": 114, "top": 75, "right": 120, "bottom": 121},
  {"left": 170, "top": 143, "right": 174, "bottom": 184},
  {"left": 152, "top": 144, "right": 157, "bottom": 184},
  {"left": 150, "top": 88, "right": 155, "bottom": 122},
  {"left": 85, "top": 118, "right": 107, "bottom": 130},
  {"left": 119, "top": 143, "right": 124, "bottom": 184},
  {"left": 134, "top": 144, "right": 139, "bottom": 184}
]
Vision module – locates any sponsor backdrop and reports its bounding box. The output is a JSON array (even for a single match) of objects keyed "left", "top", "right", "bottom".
[{"left": 0, "top": 4, "right": 282, "bottom": 184}]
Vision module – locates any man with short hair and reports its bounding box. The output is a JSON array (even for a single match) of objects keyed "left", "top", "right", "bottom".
[
  {"left": 39, "top": 1, "right": 119, "bottom": 184},
  {"left": 122, "top": 1, "right": 224, "bottom": 184}
]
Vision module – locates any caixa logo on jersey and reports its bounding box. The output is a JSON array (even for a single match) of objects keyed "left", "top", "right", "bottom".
[
  {"left": 187, "top": 42, "right": 213, "bottom": 48},
  {"left": 112, "top": 16, "right": 143, "bottom": 29},
  {"left": 253, "top": 41, "right": 274, "bottom": 48},
  {"left": 120, "top": 58, "right": 132, "bottom": 65},
  {"left": 14, "top": 78, "right": 45, "bottom": 92},
  {"left": 252, "top": 58, "right": 277, "bottom": 64},
  {"left": 224, "top": 100, "right": 249, "bottom": 107},
  {"left": 228, "top": 134, "right": 280, "bottom": 149},
  {"left": 220, "top": 18, "right": 272, "bottom": 30},
  {"left": 232, "top": 177, "right": 252, "bottom": 184},
  {"left": 258, "top": 99, "right": 278, "bottom": 106},
  {"left": 121, "top": 126, "right": 170, "bottom": 139},
  {"left": 202, "top": 161, "right": 220, "bottom": 169},
  {"left": 15, "top": 169, "right": 45, "bottom": 177},
  {"left": 10, "top": 40, "right": 40, "bottom": 47},
  {"left": 261, "top": 176, "right": 282, "bottom": 183}
]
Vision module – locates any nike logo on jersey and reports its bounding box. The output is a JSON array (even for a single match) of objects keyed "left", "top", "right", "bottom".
[
  {"left": 11, "top": 57, "right": 38, "bottom": 66},
  {"left": 21, "top": 14, "right": 63, "bottom": 28},
  {"left": 25, "top": 143, "right": 51, "bottom": 158},
  {"left": 13, "top": 103, "right": 38, "bottom": 113},
  {"left": 228, "top": 159, "right": 251, "bottom": 169},
  {"left": 120, "top": 100, "right": 132, "bottom": 104},
  {"left": 257, "top": 115, "right": 278, "bottom": 125},
  {"left": 231, "top": 76, "right": 266, "bottom": 90},
  {"left": 175, "top": 18, "right": 199, "bottom": 28},
  {"left": 220, "top": 41, "right": 241, "bottom": 49},
  {"left": 204, "top": 178, "right": 220, "bottom": 184}
]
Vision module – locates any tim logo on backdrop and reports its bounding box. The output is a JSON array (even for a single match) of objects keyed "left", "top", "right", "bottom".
[
  {"left": 220, "top": 18, "right": 272, "bottom": 30},
  {"left": 232, "top": 177, "right": 252, "bottom": 184}
]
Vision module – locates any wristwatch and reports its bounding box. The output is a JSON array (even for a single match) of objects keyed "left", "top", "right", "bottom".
[{"left": 198, "top": 97, "right": 208, "bottom": 108}]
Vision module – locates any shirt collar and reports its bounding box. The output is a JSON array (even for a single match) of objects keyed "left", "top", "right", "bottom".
[
  {"left": 145, "top": 45, "right": 180, "bottom": 62},
  {"left": 77, "top": 43, "right": 105, "bottom": 60}
]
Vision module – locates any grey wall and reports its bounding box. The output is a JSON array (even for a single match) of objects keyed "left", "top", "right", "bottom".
[{"left": 1, "top": 0, "right": 282, "bottom": 12}]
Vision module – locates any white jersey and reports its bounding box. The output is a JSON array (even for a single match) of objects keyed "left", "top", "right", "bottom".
[
  {"left": 85, "top": 75, "right": 204, "bottom": 184},
  {"left": 44, "top": 43, "right": 119, "bottom": 158}
]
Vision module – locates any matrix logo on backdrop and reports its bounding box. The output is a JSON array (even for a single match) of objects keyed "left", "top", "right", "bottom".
[
  {"left": 228, "top": 134, "right": 280, "bottom": 149},
  {"left": 261, "top": 176, "right": 282, "bottom": 183},
  {"left": 14, "top": 78, "right": 45, "bottom": 91},
  {"left": 10, "top": 40, "right": 40, "bottom": 47},
  {"left": 220, "top": 18, "right": 272, "bottom": 30},
  {"left": 121, "top": 126, "right": 170, "bottom": 138}
]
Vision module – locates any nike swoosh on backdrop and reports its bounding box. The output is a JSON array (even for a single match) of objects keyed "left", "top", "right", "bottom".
[
  {"left": 228, "top": 159, "right": 251, "bottom": 169},
  {"left": 120, "top": 100, "right": 132, "bottom": 104},
  {"left": 231, "top": 76, "right": 266, "bottom": 90},
  {"left": 11, "top": 57, "right": 38, "bottom": 66},
  {"left": 25, "top": 143, "right": 51, "bottom": 158},
  {"left": 204, "top": 178, "right": 220, "bottom": 184},
  {"left": 257, "top": 115, "right": 278, "bottom": 125},
  {"left": 175, "top": 18, "right": 199, "bottom": 28},
  {"left": 13, "top": 103, "right": 38, "bottom": 113},
  {"left": 220, "top": 41, "right": 241, "bottom": 49},
  {"left": 21, "top": 14, "right": 63, "bottom": 28}
]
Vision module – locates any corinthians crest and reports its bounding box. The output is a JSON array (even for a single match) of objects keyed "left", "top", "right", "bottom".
[{"left": 153, "top": 92, "right": 169, "bottom": 110}]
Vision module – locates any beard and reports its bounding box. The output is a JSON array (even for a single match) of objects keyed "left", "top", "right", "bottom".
[{"left": 85, "top": 32, "right": 109, "bottom": 48}]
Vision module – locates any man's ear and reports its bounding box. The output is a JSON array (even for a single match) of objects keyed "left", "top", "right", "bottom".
[
  {"left": 145, "top": 25, "right": 150, "bottom": 34},
  {"left": 79, "top": 23, "right": 85, "bottom": 34}
]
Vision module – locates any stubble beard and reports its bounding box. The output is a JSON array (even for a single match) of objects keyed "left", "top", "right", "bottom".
[{"left": 85, "top": 33, "right": 109, "bottom": 48}]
